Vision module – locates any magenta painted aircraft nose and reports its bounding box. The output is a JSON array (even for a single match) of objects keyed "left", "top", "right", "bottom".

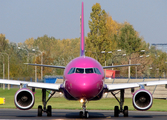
[{"left": 66, "top": 74, "right": 103, "bottom": 100}]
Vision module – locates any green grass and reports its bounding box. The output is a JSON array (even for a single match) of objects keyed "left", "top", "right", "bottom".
[{"left": 0, "top": 88, "right": 167, "bottom": 111}]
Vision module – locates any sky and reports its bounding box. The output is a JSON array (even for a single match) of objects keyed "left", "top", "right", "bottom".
[{"left": 0, "top": 0, "right": 167, "bottom": 46}]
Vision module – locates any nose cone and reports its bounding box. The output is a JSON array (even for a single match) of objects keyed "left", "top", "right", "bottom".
[{"left": 65, "top": 74, "right": 103, "bottom": 100}]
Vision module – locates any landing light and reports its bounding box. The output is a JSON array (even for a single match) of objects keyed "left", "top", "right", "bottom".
[{"left": 80, "top": 99, "right": 84, "bottom": 103}]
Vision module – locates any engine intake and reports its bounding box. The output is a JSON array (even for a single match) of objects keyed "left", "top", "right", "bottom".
[
  {"left": 132, "top": 89, "right": 153, "bottom": 111},
  {"left": 14, "top": 88, "right": 35, "bottom": 110}
]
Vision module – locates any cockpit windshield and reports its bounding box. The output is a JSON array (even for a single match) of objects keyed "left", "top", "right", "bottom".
[
  {"left": 85, "top": 68, "right": 94, "bottom": 73},
  {"left": 68, "top": 67, "right": 101, "bottom": 74},
  {"left": 94, "top": 68, "right": 101, "bottom": 74},
  {"left": 76, "top": 68, "right": 84, "bottom": 73},
  {"left": 68, "top": 68, "right": 75, "bottom": 74}
]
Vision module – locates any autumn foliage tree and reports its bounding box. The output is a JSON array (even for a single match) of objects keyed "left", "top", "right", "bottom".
[
  {"left": 86, "top": 3, "right": 113, "bottom": 65},
  {"left": 117, "top": 22, "right": 142, "bottom": 54},
  {"left": 0, "top": 34, "right": 8, "bottom": 52},
  {"left": 106, "top": 14, "right": 121, "bottom": 51}
]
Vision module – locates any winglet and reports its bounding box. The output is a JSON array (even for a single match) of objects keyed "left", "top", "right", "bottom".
[{"left": 80, "top": 2, "right": 85, "bottom": 56}]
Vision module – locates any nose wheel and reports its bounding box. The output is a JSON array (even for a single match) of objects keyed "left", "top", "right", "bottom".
[{"left": 79, "top": 111, "right": 89, "bottom": 118}]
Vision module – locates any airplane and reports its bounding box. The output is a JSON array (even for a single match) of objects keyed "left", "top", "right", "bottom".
[{"left": 1, "top": 2, "right": 167, "bottom": 118}]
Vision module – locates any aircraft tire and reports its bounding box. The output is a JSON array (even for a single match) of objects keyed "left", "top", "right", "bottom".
[
  {"left": 79, "top": 111, "right": 83, "bottom": 118},
  {"left": 114, "top": 106, "right": 119, "bottom": 117},
  {"left": 85, "top": 111, "right": 89, "bottom": 118},
  {"left": 47, "top": 105, "right": 52, "bottom": 117},
  {"left": 123, "top": 106, "right": 128, "bottom": 117},
  {"left": 38, "top": 105, "right": 42, "bottom": 117}
]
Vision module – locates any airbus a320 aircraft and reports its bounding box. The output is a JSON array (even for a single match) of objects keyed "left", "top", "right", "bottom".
[{"left": 1, "top": 2, "right": 167, "bottom": 118}]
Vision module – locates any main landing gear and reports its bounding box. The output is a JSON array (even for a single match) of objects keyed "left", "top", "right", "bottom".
[
  {"left": 111, "top": 89, "right": 128, "bottom": 117},
  {"left": 38, "top": 89, "right": 55, "bottom": 117},
  {"left": 79, "top": 99, "right": 89, "bottom": 118}
]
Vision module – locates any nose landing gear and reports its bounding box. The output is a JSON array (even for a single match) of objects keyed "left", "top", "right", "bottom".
[{"left": 79, "top": 99, "right": 89, "bottom": 118}]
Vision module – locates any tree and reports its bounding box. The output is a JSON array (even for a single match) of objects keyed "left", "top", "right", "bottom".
[
  {"left": 106, "top": 14, "right": 121, "bottom": 51},
  {"left": 24, "top": 37, "right": 34, "bottom": 49},
  {"left": 117, "top": 22, "right": 142, "bottom": 54},
  {"left": 154, "top": 52, "right": 167, "bottom": 77},
  {"left": 86, "top": 3, "right": 110, "bottom": 65},
  {"left": 0, "top": 34, "right": 9, "bottom": 52}
]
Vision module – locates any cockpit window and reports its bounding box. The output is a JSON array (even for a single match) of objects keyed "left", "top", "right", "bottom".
[
  {"left": 85, "top": 68, "right": 94, "bottom": 73},
  {"left": 76, "top": 68, "right": 84, "bottom": 73},
  {"left": 68, "top": 67, "right": 101, "bottom": 74},
  {"left": 68, "top": 68, "right": 75, "bottom": 74},
  {"left": 94, "top": 68, "right": 101, "bottom": 74}
]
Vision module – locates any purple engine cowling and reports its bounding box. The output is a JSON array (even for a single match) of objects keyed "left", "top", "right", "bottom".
[
  {"left": 132, "top": 89, "right": 153, "bottom": 111},
  {"left": 14, "top": 88, "right": 35, "bottom": 110}
]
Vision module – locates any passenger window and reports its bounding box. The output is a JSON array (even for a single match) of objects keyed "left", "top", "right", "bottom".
[
  {"left": 68, "top": 68, "right": 75, "bottom": 74},
  {"left": 85, "top": 68, "right": 94, "bottom": 73},
  {"left": 94, "top": 68, "right": 101, "bottom": 74},
  {"left": 76, "top": 68, "right": 84, "bottom": 73}
]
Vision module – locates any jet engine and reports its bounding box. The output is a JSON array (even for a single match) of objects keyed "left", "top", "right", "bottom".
[
  {"left": 14, "top": 88, "right": 35, "bottom": 110},
  {"left": 132, "top": 89, "right": 153, "bottom": 111}
]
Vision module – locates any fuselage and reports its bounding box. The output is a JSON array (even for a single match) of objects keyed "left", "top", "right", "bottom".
[{"left": 63, "top": 56, "right": 105, "bottom": 100}]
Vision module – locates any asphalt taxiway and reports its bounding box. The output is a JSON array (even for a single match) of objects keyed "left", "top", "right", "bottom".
[{"left": 0, "top": 109, "right": 167, "bottom": 119}]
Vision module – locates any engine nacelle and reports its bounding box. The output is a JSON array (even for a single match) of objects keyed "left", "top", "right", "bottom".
[
  {"left": 132, "top": 89, "right": 153, "bottom": 111},
  {"left": 14, "top": 88, "right": 35, "bottom": 110}
]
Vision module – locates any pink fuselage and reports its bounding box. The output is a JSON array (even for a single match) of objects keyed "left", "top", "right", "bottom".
[{"left": 63, "top": 56, "right": 105, "bottom": 100}]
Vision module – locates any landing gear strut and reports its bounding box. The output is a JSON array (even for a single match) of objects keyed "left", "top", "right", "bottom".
[
  {"left": 38, "top": 89, "right": 55, "bottom": 117},
  {"left": 79, "top": 100, "right": 89, "bottom": 118},
  {"left": 111, "top": 89, "right": 128, "bottom": 117}
]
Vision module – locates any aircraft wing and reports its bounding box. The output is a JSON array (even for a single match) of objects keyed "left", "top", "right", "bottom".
[
  {"left": 24, "top": 63, "right": 66, "bottom": 69},
  {"left": 103, "top": 64, "right": 140, "bottom": 69},
  {"left": 0, "top": 79, "right": 62, "bottom": 91},
  {"left": 105, "top": 80, "right": 167, "bottom": 91}
]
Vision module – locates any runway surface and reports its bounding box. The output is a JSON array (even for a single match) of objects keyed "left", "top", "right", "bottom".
[{"left": 0, "top": 109, "right": 167, "bottom": 120}]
